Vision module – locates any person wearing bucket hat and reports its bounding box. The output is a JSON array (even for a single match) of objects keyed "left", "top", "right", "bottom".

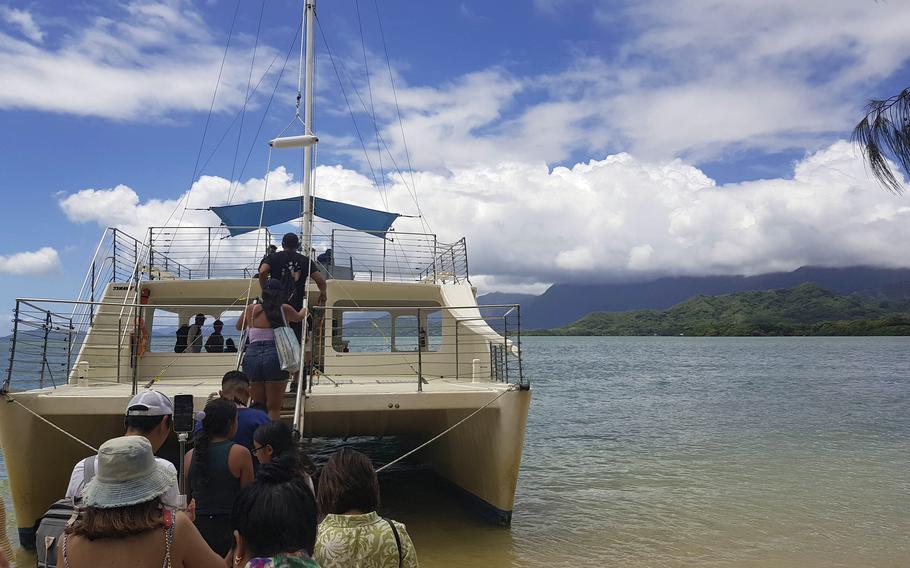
[
  {"left": 65, "top": 390, "right": 181, "bottom": 509},
  {"left": 58, "top": 436, "right": 223, "bottom": 568}
]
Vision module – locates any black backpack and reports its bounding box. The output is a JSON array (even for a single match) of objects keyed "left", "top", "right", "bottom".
[
  {"left": 36, "top": 457, "right": 95, "bottom": 567},
  {"left": 174, "top": 324, "right": 191, "bottom": 353}
]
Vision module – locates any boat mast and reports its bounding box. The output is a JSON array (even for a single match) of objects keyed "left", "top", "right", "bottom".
[
  {"left": 301, "top": 0, "right": 317, "bottom": 254},
  {"left": 292, "top": 0, "right": 316, "bottom": 439}
]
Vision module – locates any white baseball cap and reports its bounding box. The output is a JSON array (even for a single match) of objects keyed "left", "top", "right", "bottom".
[{"left": 125, "top": 390, "right": 174, "bottom": 417}]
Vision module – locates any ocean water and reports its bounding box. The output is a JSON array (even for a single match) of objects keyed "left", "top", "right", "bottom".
[{"left": 3, "top": 336, "right": 909, "bottom": 566}]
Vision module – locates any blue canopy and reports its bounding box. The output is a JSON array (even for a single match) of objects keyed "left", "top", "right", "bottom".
[{"left": 210, "top": 197, "right": 400, "bottom": 237}]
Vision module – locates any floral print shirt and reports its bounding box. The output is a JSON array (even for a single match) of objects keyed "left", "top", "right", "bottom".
[
  {"left": 246, "top": 554, "right": 320, "bottom": 568},
  {"left": 314, "top": 512, "right": 418, "bottom": 568}
]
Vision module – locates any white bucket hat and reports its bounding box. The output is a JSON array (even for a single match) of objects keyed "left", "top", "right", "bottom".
[{"left": 82, "top": 436, "right": 176, "bottom": 509}]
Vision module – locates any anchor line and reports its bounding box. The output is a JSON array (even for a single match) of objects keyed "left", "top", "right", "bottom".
[
  {"left": 375, "top": 387, "right": 513, "bottom": 473},
  {"left": 2, "top": 394, "right": 98, "bottom": 453}
]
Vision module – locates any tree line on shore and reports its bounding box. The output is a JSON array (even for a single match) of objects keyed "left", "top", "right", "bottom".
[{"left": 526, "top": 283, "right": 910, "bottom": 336}]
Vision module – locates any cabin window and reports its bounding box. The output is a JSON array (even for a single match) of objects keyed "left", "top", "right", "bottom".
[
  {"left": 334, "top": 310, "right": 393, "bottom": 353},
  {"left": 426, "top": 310, "right": 443, "bottom": 351},
  {"left": 393, "top": 315, "right": 418, "bottom": 352},
  {"left": 147, "top": 308, "right": 239, "bottom": 353},
  {"left": 148, "top": 309, "right": 181, "bottom": 352}
]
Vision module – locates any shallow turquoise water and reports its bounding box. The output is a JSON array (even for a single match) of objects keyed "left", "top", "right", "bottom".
[{"left": 3, "top": 336, "right": 909, "bottom": 566}]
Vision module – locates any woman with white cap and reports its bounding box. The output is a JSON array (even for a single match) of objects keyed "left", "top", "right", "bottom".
[{"left": 58, "top": 436, "right": 223, "bottom": 568}]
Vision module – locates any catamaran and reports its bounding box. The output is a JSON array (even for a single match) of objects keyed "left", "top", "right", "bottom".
[{"left": 0, "top": 0, "right": 531, "bottom": 550}]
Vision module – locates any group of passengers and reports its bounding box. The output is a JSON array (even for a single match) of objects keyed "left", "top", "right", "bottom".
[
  {"left": 177, "top": 315, "right": 238, "bottom": 354},
  {"left": 59, "top": 379, "right": 417, "bottom": 568}
]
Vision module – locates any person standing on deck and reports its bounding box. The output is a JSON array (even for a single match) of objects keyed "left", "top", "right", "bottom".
[
  {"left": 237, "top": 280, "right": 310, "bottom": 420},
  {"left": 204, "top": 320, "right": 225, "bottom": 353},
  {"left": 186, "top": 314, "right": 206, "bottom": 353},
  {"left": 258, "top": 233, "right": 327, "bottom": 342}
]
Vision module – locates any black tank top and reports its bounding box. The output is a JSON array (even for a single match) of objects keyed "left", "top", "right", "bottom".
[{"left": 190, "top": 440, "right": 240, "bottom": 514}]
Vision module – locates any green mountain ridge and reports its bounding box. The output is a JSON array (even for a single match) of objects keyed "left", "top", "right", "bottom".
[{"left": 527, "top": 283, "right": 910, "bottom": 336}]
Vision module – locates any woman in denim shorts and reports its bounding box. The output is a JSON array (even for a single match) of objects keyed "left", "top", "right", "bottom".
[{"left": 237, "top": 279, "right": 308, "bottom": 420}]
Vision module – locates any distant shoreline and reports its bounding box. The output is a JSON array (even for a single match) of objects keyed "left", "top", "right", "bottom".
[{"left": 522, "top": 284, "right": 910, "bottom": 337}]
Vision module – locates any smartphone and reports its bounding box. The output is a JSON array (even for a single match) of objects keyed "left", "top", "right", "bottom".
[{"left": 173, "top": 394, "right": 195, "bottom": 434}]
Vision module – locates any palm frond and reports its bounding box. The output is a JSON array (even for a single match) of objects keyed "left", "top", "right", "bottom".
[{"left": 851, "top": 88, "right": 910, "bottom": 194}]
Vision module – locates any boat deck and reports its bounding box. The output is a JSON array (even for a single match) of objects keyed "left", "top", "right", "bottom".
[{"left": 8, "top": 377, "right": 516, "bottom": 416}]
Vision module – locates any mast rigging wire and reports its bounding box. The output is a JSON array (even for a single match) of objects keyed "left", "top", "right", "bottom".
[
  {"left": 163, "top": 0, "right": 243, "bottom": 243},
  {"left": 228, "top": 0, "right": 267, "bottom": 201},
  {"left": 355, "top": 0, "right": 388, "bottom": 205},
  {"left": 372, "top": 0, "right": 431, "bottom": 236}
]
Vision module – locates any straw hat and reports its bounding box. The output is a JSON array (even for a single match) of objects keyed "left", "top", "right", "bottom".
[{"left": 82, "top": 436, "right": 176, "bottom": 509}]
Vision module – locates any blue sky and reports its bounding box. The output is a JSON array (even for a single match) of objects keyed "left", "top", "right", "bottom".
[{"left": 3, "top": 0, "right": 910, "bottom": 325}]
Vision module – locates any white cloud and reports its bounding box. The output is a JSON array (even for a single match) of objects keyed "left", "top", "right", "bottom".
[
  {"left": 0, "top": 5, "right": 43, "bottom": 42},
  {"left": 57, "top": 141, "right": 910, "bottom": 292},
  {"left": 330, "top": 0, "right": 910, "bottom": 171},
  {"left": 0, "top": 2, "right": 278, "bottom": 119},
  {"left": 0, "top": 247, "right": 61, "bottom": 275}
]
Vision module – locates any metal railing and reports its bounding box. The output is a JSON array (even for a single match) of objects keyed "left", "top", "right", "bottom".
[
  {"left": 4, "top": 298, "right": 526, "bottom": 394},
  {"left": 148, "top": 226, "right": 273, "bottom": 280},
  {"left": 73, "top": 226, "right": 468, "bottom": 293},
  {"left": 329, "top": 229, "right": 469, "bottom": 283}
]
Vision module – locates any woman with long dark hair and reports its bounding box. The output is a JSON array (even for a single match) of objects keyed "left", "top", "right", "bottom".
[
  {"left": 185, "top": 398, "right": 254, "bottom": 556},
  {"left": 237, "top": 278, "right": 309, "bottom": 420},
  {"left": 252, "top": 421, "right": 316, "bottom": 493},
  {"left": 314, "top": 448, "right": 418, "bottom": 568},
  {"left": 228, "top": 459, "right": 319, "bottom": 568}
]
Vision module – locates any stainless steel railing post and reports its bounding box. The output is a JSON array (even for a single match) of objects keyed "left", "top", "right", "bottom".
[
  {"left": 517, "top": 305, "right": 525, "bottom": 386},
  {"left": 417, "top": 307, "right": 423, "bottom": 391},
  {"left": 207, "top": 227, "right": 212, "bottom": 278},
  {"left": 117, "top": 319, "right": 122, "bottom": 384},
  {"left": 66, "top": 317, "right": 74, "bottom": 380},
  {"left": 503, "top": 316, "right": 509, "bottom": 384},
  {"left": 454, "top": 318, "right": 459, "bottom": 380},
  {"left": 112, "top": 229, "right": 119, "bottom": 282},
  {"left": 148, "top": 228, "right": 155, "bottom": 281},
  {"left": 39, "top": 311, "right": 51, "bottom": 388},
  {"left": 90, "top": 260, "right": 96, "bottom": 324},
  {"left": 3, "top": 301, "right": 20, "bottom": 392}
]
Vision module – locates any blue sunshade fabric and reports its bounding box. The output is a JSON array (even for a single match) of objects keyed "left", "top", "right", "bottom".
[{"left": 211, "top": 197, "right": 399, "bottom": 236}]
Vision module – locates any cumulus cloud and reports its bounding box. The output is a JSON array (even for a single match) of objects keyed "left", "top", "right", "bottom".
[
  {"left": 0, "top": 2, "right": 278, "bottom": 119},
  {"left": 0, "top": 247, "right": 61, "bottom": 275},
  {"left": 0, "top": 5, "right": 43, "bottom": 42},
  {"left": 325, "top": 0, "right": 910, "bottom": 172},
  {"left": 57, "top": 141, "right": 910, "bottom": 291}
]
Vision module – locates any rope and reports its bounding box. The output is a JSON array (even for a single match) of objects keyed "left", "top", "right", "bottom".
[
  {"left": 375, "top": 387, "right": 512, "bottom": 473},
  {"left": 3, "top": 394, "right": 98, "bottom": 453}
]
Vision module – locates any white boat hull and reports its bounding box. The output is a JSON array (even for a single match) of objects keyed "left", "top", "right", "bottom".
[{"left": 0, "top": 378, "right": 530, "bottom": 547}]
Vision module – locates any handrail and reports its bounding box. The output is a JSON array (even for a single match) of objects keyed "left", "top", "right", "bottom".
[{"left": 5, "top": 297, "right": 528, "bottom": 393}]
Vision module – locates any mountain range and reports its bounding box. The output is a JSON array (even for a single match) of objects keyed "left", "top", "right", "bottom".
[
  {"left": 477, "top": 266, "right": 910, "bottom": 330},
  {"left": 525, "top": 283, "right": 910, "bottom": 336}
]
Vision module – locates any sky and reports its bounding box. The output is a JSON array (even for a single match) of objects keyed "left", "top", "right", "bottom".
[{"left": 2, "top": 0, "right": 910, "bottom": 328}]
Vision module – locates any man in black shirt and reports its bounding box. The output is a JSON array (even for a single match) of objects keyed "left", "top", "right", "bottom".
[
  {"left": 204, "top": 320, "right": 225, "bottom": 353},
  {"left": 258, "top": 231, "right": 327, "bottom": 318}
]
